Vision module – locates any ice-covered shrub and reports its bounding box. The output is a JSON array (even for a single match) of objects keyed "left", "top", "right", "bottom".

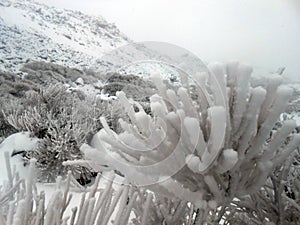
[
  {"left": 21, "top": 61, "right": 84, "bottom": 84},
  {"left": 101, "top": 73, "right": 155, "bottom": 101},
  {"left": 2, "top": 84, "right": 111, "bottom": 183},
  {"left": 221, "top": 152, "right": 300, "bottom": 225},
  {"left": 0, "top": 109, "right": 17, "bottom": 138},
  {"left": 21, "top": 61, "right": 103, "bottom": 85},
  {"left": 79, "top": 62, "right": 300, "bottom": 221},
  {"left": 221, "top": 125, "right": 300, "bottom": 224}
]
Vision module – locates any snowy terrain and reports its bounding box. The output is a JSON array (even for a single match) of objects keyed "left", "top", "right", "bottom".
[
  {"left": 0, "top": 0, "right": 300, "bottom": 224},
  {"left": 0, "top": 0, "right": 211, "bottom": 81},
  {"left": 0, "top": 0, "right": 130, "bottom": 73}
]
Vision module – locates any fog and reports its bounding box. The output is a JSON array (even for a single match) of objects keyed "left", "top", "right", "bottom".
[{"left": 36, "top": 0, "right": 300, "bottom": 81}]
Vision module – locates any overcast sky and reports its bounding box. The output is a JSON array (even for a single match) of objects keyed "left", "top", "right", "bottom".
[{"left": 36, "top": 0, "right": 300, "bottom": 81}]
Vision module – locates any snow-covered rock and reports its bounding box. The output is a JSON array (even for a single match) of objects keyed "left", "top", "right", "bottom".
[
  {"left": 75, "top": 77, "right": 84, "bottom": 86},
  {"left": 0, "top": 132, "right": 39, "bottom": 184}
]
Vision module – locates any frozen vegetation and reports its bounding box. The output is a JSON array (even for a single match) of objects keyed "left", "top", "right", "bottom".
[
  {"left": 1, "top": 0, "right": 300, "bottom": 224},
  {"left": 0, "top": 60, "right": 300, "bottom": 224}
]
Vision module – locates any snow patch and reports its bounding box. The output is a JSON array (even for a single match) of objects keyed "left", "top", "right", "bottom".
[{"left": 0, "top": 132, "right": 39, "bottom": 184}]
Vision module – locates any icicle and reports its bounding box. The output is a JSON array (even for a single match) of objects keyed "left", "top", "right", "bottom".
[
  {"left": 134, "top": 110, "right": 151, "bottom": 136},
  {"left": 247, "top": 86, "right": 293, "bottom": 159},
  {"left": 244, "top": 161, "right": 272, "bottom": 194},
  {"left": 207, "top": 65, "right": 228, "bottom": 108},
  {"left": 168, "top": 201, "right": 187, "bottom": 224},
  {"left": 61, "top": 218, "right": 69, "bottom": 225},
  {"left": 185, "top": 117, "right": 207, "bottom": 156},
  {"left": 113, "top": 184, "right": 129, "bottom": 225},
  {"left": 179, "top": 70, "right": 190, "bottom": 90},
  {"left": 166, "top": 89, "right": 180, "bottom": 109},
  {"left": 258, "top": 75, "right": 283, "bottom": 125},
  {"left": 75, "top": 192, "right": 87, "bottom": 225},
  {"left": 197, "top": 106, "right": 226, "bottom": 173},
  {"left": 226, "top": 61, "right": 239, "bottom": 86},
  {"left": 226, "top": 61, "right": 239, "bottom": 138},
  {"left": 186, "top": 154, "right": 201, "bottom": 172},
  {"left": 184, "top": 117, "right": 206, "bottom": 155},
  {"left": 141, "top": 192, "right": 153, "bottom": 225},
  {"left": 100, "top": 117, "right": 115, "bottom": 137},
  {"left": 177, "top": 87, "right": 198, "bottom": 118},
  {"left": 208, "top": 62, "right": 231, "bottom": 146},
  {"left": 165, "top": 111, "right": 181, "bottom": 133},
  {"left": 150, "top": 98, "right": 168, "bottom": 118},
  {"left": 69, "top": 207, "right": 77, "bottom": 225},
  {"left": 91, "top": 173, "right": 115, "bottom": 224},
  {"left": 0, "top": 210, "right": 6, "bottom": 225},
  {"left": 88, "top": 173, "right": 101, "bottom": 199},
  {"left": 204, "top": 175, "right": 222, "bottom": 202},
  {"left": 208, "top": 62, "right": 226, "bottom": 96},
  {"left": 13, "top": 199, "right": 25, "bottom": 225},
  {"left": 84, "top": 198, "right": 96, "bottom": 225},
  {"left": 159, "top": 177, "right": 204, "bottom": 204},
  {"left": 24, "top": 159, "right": 36, "bottom": 225},
  {"left": 273, "top": 133, "right": 300, "bottom": 165},
  {"left": 231, "top": 64, "right": 252, "bottom": 134},
  {"left": 217, "top": 149, "right": 238, "bottom": 173},
  {"left": 261, "top": 120, "right": 297, "bottom": 161},
  {"left": 193, "top": 71, "right": 211, "bottom": 109},
  {"left": 151, "top": 73, "right": 168, "bottom": 99},
  {"left": 234, "top": 86, "right": 266, "bottom": 154},
  {"left": 121, "top": 191, "right": 138, "bottom": 225},
  {"left": 4, "top": 151, "right": 13, "bottom": 188},
  {"left": 101, "top": 186, "right": 124, "bottom": 225},
  {"left": 34, "top": 197, "right": 45, "bottom": 225},
  {"left": 7, "top": 201, "right": 15, "bottom": 225}
]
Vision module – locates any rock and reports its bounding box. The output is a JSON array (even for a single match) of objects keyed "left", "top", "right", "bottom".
[{"left": 75, "top": 77, "right": 84, "bottom": 85}]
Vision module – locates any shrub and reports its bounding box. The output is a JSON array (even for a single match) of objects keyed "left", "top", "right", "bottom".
[
  {"left": 2, "top": 84, "right": 108, "bottom": 182},
  {"left": 79, "top": 62, "right": 300, "bottom": 224}
]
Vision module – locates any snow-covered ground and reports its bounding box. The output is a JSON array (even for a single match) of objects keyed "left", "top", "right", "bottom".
[
  {"left": 0, "top": 0, "right": 210, "bottom": 78},
  {"left": 0, "top": 0, "right": 300, "bottom": 223},
  {"left": 0, "top": 0, "right": 129, "bottom": 72}
]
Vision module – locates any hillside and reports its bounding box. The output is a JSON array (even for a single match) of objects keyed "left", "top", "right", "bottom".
[{"left": 0, "top": 0, "right": 129, "bottom": 73}]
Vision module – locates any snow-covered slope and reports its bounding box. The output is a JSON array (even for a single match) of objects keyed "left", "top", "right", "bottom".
[
  {"left": 0, "top": 0, "right": 129, "bottom": 72},
  {"left": 0, "top": 0, "right": 210, "bottom": 79}
]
